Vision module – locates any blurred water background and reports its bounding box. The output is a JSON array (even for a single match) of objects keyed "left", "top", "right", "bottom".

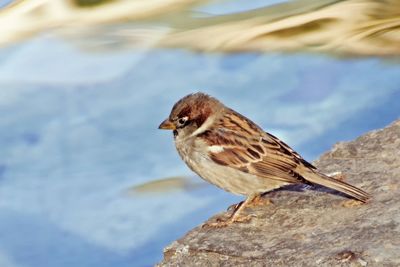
[{"left": 0, "top": 0, "right": 399, "bottom": 266}]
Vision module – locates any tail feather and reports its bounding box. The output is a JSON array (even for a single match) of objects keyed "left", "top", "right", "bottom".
[{"left": 302, "top": 169, "right": 370, "bottom": 202}]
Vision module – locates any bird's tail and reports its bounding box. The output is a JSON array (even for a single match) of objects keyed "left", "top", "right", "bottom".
[{"left": 301, "top": 168, "right": 370, "bottom": 202}]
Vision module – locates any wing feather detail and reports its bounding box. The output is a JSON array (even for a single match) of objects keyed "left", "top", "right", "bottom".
[{"left": 197, "top": 111, "right": 315, "bottom": 184}]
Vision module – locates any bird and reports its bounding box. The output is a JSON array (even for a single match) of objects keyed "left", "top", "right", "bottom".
[{"left": 158, "top": 92, "right": 370, "bottom": 226}]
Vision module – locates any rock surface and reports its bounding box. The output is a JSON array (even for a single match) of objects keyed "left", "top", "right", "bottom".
[{"left": 157, "top": 120, "right": 400, "bottom": 267}]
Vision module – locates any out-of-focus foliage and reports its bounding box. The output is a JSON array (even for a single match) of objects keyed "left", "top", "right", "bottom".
[{"left": 1, "top": 0, "right": 399, "bottom": 56}]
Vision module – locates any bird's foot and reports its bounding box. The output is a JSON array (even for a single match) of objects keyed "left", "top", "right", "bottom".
[
  {"left": 246, "top": 195, "right": 273, "bottom": 207},
  {"left": 203, "top": 194, "right": 268, "bottom": 228},
  {"left": 227, "top": 201, "right": 243, "bottom": 212},
  {"left": 227, "top": 196, "right": 272, "bottom": 212},
  {"left": 202, "top": 214, "right": 255, "bottom": 228}
]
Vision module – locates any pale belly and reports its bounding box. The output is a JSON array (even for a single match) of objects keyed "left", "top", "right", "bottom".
[{"left": 175, "top": 139, "right": 287, "bottom": 196}]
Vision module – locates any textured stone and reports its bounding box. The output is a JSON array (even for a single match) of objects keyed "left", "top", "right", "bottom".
[{"left": 158, "top": 120, "right": 400, "bottom": 267}]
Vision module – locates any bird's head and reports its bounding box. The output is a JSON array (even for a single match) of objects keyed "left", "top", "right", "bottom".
[{"left": 158, "top": 92, "right": 222, "bottom": 139}]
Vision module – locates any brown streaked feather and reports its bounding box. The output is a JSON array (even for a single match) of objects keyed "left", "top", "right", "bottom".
[
  {"left": 197, "top": 110, "right": 312, "bottom": 184},
  {"left": 263, "top": 132, "right": 317, "bottom": 169},
  {"left": 206, "top": 142, "right": 301, "bottom": 183},
  {"left": 197, "top": 108, "right": 370, "bottom": 202}
]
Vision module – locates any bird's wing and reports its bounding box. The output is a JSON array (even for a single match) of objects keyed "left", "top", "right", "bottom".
[{"left": 198, "top": 111, "right": 315, "bottom": 184}]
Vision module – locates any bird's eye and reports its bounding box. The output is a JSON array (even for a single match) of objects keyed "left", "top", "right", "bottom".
[{"left": 177, "top": 116, "right": 188, "bottom": 126}]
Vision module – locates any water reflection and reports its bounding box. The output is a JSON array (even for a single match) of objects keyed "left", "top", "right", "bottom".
[
  {"left": 1, "top": 0, "right": 399, "bottom": 56},
  {"left": 1, "top": 45, "right": 399, "bottom": 267},
  {"left": 0, "top": 1, "right": 399, "bottom": 267}
]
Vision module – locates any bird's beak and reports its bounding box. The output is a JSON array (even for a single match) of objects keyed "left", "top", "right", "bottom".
[{"left": 158, "top": 119, "right": 176, "bottom": 130}]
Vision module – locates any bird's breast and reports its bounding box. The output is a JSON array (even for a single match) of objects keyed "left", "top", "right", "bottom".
[{"left": 174, "top": 138, "right": 283, "bottom": 195}]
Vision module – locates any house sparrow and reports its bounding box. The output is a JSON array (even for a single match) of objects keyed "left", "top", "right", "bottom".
[{"left": 159, "top": 93, "right": 370, "bottom": 226}]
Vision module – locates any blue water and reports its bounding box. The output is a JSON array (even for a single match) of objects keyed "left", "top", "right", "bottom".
[{"left": 0, "top": 34, "right": 399, "bottom": 267}]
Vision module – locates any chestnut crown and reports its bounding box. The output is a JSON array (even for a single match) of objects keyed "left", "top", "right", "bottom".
[{"left": 158, "top": 92, "right": 222, "bottom": 131}]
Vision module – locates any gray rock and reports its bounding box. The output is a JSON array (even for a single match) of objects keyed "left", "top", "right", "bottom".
[{"left": 158, "top": 120, "right": 400, "bottom": 267}]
